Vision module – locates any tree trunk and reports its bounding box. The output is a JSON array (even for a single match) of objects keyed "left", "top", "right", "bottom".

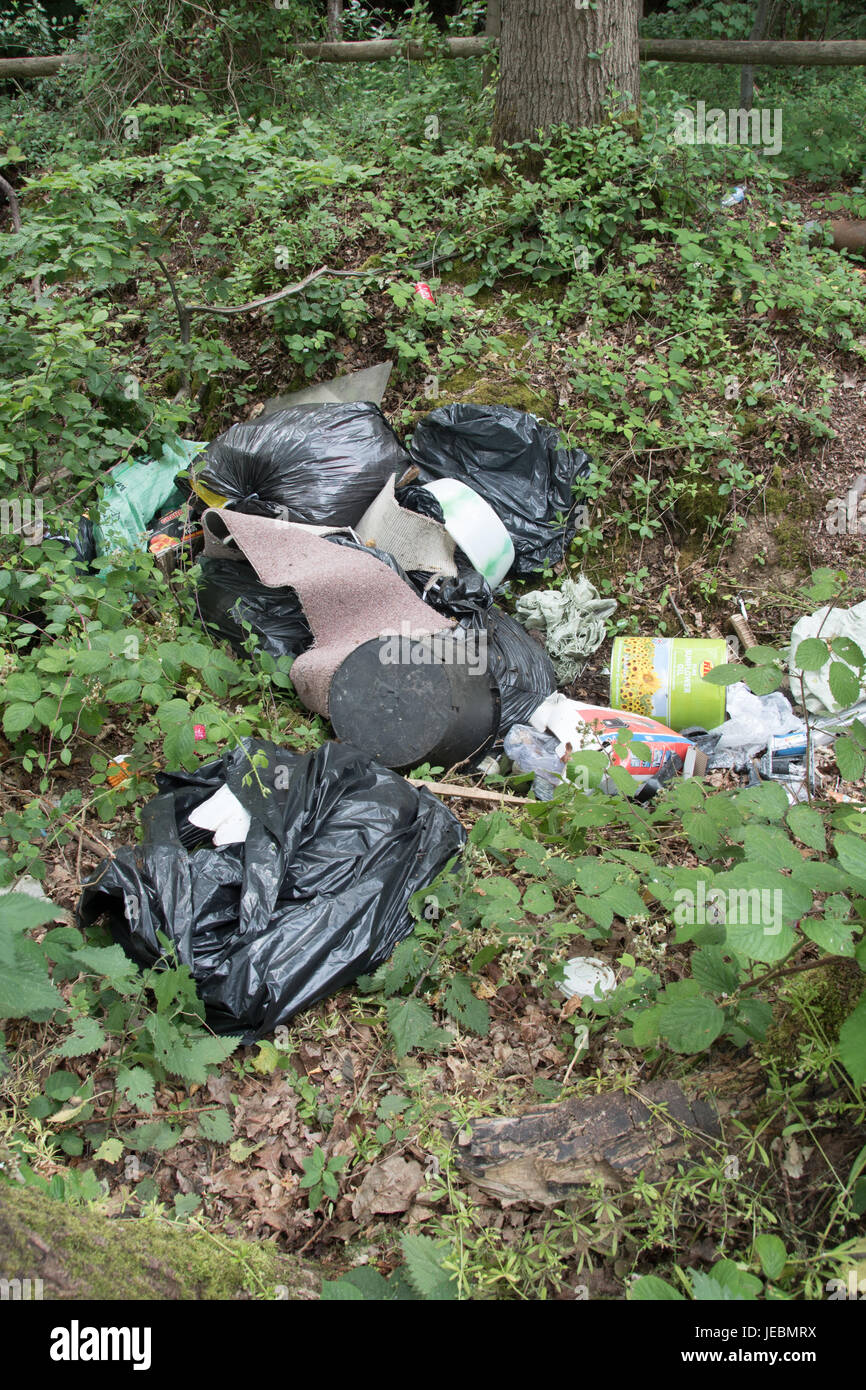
[
  {"left": 326, "top": 0, "right": 343, "bottom": 41},
  {"left": 493, "top": 0, "right": 640, "bottom": 148},
  {"left": 0, "top": 1183, "right": 318, "bottom": 1300},
  {"left": 482, "top": 0, "right": 501, "bottom": 86},
  {"left": 740, "top": 0, "right": 771, "bottom": 110}
]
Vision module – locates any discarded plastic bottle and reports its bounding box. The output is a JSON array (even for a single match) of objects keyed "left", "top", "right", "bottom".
[{"left": 721, "top": 186, "right": 746, "bottom": 207}]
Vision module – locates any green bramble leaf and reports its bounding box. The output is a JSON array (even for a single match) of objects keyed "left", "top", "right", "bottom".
[
  {"left": 829, "top": 660, "right": 862, "bottom": 709},
  {"left": 703, "top": 663, "right": 748, "bottom": 687},
  {"left": 794, "top": 638, "right": 830, "bottom": 672},
  {"left": 657, "top": 997, "right": 725, "bottom": 1053},
  {"left": 753, "top": 1234, "right": 787, "bottom": 1281},
  {"left": 3, "top": 702, "right": 35, "bottom": 736},
  {"left": 835, "top": 737, "right": 866, "bottom": 783},
  {"left": 786, "top": 804, "right": 826, "bottom": 853}
]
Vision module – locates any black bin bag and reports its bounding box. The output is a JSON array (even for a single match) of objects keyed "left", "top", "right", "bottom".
[
  {"left": 407, "top": 404, "right": 591, "bottom": 577},
  {"left": 197, "top": 403, "right": 410, "bottom": 527},
  {"left": 195, "top": 535, "right": 411, "bottom": 663},
  {"left": 195, "top": 556, "right": 313, "bottom": 662},
  {"left": 418, "top": 569, "right": 556, "bottom": 733},
  {"left": 78, "top": 739, "right": 465, "bottom": 1041}
]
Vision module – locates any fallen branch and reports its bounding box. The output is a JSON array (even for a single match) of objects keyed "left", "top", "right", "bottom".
[
  {"left": 640, "top": 38, "right": 866, "bottom": 66},
  {"left": 184, "top": 264, "right": 371, "bottom": 318},
  {"left": 7, "top": 38, "right": 866, "bottom": 81}
]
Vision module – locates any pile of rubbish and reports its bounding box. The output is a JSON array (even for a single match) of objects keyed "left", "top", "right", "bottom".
[
  {"left": 65, "top": 392, "right": 606, "bottom": 1033},
  {"left": 35, "top": 375, "right": 862, "bottom": 1033}
]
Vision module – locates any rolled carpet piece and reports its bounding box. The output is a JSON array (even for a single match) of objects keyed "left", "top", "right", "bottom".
[{"left": 202, "top": 508, "right": 452, "bottom": 716}]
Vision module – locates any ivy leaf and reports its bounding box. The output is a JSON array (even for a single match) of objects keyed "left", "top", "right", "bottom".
[
  {"left": 443, "top": 974, "right": 489, "bottom": 1037},
  {"left": 657, "top": 997, "right": 725, "bottom": 1053}
]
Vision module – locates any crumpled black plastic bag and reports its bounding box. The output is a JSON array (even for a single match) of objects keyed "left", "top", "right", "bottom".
[
  {"left": 197, "top": 403, "right": 410, "bottom": 527},
  {"left": 407, "top": 404, "right": 591, "bottom": 576},
  {"left": 195, "top": 535, "right": 411, "bottom": 664},
  {"left": 416, "top": 569, "right": 556, "bottom": 732},
  {"left": 77, "top": 739, "right": 465, "bottom": 1041},
  {"left": 195, "top": 556, "right": 313, "bottom": 662}
]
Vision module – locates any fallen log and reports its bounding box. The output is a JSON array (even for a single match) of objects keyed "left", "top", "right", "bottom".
[
  {"left": 0, "top": 1183, "right": 318, "bottom": 1299},
  {"left": 450, "top": 1081, "right": 721, "bottom": 1205},
  {"left": 639, "top": 38, "right": 866, "bottom": 66},
  {"left": 5, "top": 38, "right": 866, "bottom": 81}
]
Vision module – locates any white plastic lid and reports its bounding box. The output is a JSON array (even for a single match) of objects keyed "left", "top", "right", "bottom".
[{"left": 560, "top": 956, "right": 616, "bottom": 1000}]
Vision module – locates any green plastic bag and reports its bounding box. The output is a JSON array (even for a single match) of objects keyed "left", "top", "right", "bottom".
[{"left": 93, "top": 439, "right": 205, "bottom": 556}]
